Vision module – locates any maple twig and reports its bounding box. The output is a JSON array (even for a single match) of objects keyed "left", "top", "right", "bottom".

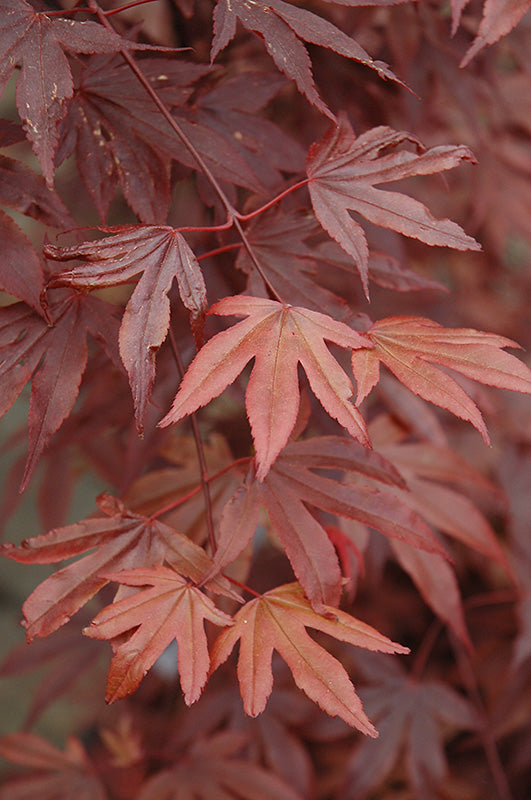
[
  {"left": 167, "top": 327, "right": 217, "bottom": 554},
  {"left": 150, "top": 456, "right": 253, "bottom": 520},
  {"left": 197, "top": 243, "right": 242, "bottom": 262},
  {"left": 225, "top": 575, "right": 261, "bottom": 598},
  {"left": 235, "top": 179, "right": 310, "bottom": 221},
  {"left": 411, "top": 618, "right": 444, "bottom": 680},
  {"left": 103, "top": 0, "right": 159, "bottom": 16},
  {"left": 452, "top": 636, "right": 514, "bottom": 800},
  {"left": 87, "top": 0, "right": 285, "bottom": 305}
]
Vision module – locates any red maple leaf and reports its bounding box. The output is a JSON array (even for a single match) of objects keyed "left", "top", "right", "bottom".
[
  {"left": 0, "top": 292, "right": 120, "bottom": 488},
  {"left": 187, "top": 71, "right": 305, "bottom": 191},
  {"left": 210, "top": 582, "right": 409, "bottom": 734},
  {"left": 236, "top": 208, "right": 351, "bottom": 319},
  {"left": 138, "top": 731, "right": 302, "bottom": 800},
  {"left": 340, "top": 654, "right": 478, "bottom": 799},
  {"left": 453, "top": 0, "right": 531, "bottom": 66},
  {"left": 0, "top": 733, "right": 107, "bottom": 800},
  {"left": 160, "top": 296, "right": 371, "bottom": 480},
  {"left": 0, "top": 0, "right": 138, "bottom": 186},
  {"left": 351, "top": 316, "right": 531, "bottom": 441},
  {"left": 306, "top": 117, "right": 481, "bottom": 296},
  {"left": 84, "top": 565, "right": 233, "bottom": 704},
  {"left": 210, "top": 0, "right": 404, "bottom": 119},
  {"left": 0, "top": 493, "right": 239, "bottom": 641},
  {"left": 207, "top": 436, "right": 443, "bottom": 611},
  {"left": 56, "top": 55, "right": 214, "bottom": 221},
  {"left": 45, "top": 225, "right": 208, "bottom": 429}
]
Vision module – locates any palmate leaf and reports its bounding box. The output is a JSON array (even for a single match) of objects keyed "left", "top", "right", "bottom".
[
  {"left": 211, "top": 0, "right": 404, "bottom": 120},
  {"left": 207, "top": 437, "right": 442, "bottom": 612},
  {"left": 160, "top": 296, "right": 371, "bottom": 480},
  {"left": 84, "top": 565, "right": 233, "bottom": 704},
  {"left": 0, "top": 0, "right": 138, "bottom": 186},
  {"left": 46, "top": 225, "right": 207, "bottom": 429},
  {"left": 340, "top": 654, "right": 478, "bottom": 799},
  {"left": 307, "top": 117, "right": 481, "bottom": 296},
  {"left": 210, "top": 582, "right": 409, "bottom": 734},
  {"left": 351, "top": 316, "right": 531, "bottom": 441},
  {"left": 0, "top": 292, "right": 120, "bottom": 488},
  {"left": 138, "top": 732, "right": 302, "bottom": 800},
  {"left": 0, "top": 494, "right": 239, "bottom": 641},
  {"left": 0, "top": 733, "right": 107, "bottom": 800}
]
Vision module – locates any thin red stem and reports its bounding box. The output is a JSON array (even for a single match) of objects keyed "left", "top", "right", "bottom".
[
  {"left": 235, "top": 179, "right": 309, "bottom": 221},
  {"left": 197, "top": 243, "right": 242, "bottom": 262},
  {"left": 225, "top": 575, "right": 261, "bottom": 598},
  {"left": 150, "top": 456, "right": 252, "bottom": 521},
  {"left": 103, "top": 0, "right": 158, "bottom": 16},
  {"left": 411, "top": 618, "right": 443, "bottom": 680},
  {"left": 176, "top": 219, "right": 234, "bottom": 234},
  {"left": 86, "top": 0, "right": 286, "bottom": 305}
]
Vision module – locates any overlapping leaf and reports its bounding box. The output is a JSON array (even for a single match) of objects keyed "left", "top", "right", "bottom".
[
  {"left": 210, "top": 582, "right": 409, "bottom": 733},
  {"left": 236, "top": 209, "right": 350, "bottom": 318},
  {"left": 160, "top": 296, "right": 371, "bottom": 479},
  {"left": 0, "top": 0, "right": 138, "bottom": 185},
  {"left": 1, "top": 493, "right": 238, "bottom": 641},
  {"left": 0, "top": 292, "right": 120, "bottom": 488},
  {"left": 351, "top": 316, "right": 531, "bottom": 441},
  {"left": 340, "top": 654, "right": 478, "bottom": 799},
  {"left": 211, "top": 0, "right": 403, "bottom": 119},
  {"left": 46, "top": 225, "right": 207, "bottom": 429},
  {"left": 56, "top": 56, "right": 284, "bottom": 220},
  {"left": 186, "top": 72, "right": 305, "bottom": 191},
  {"left": 84, "top": 565, "right": 233, "bottom": 704},
  {"left": 208, "top": 437, "right": 443, "bottom": 611},
  {"left": 454, "top": 0, "right": 531, "bottom": 66},
  {"left": 138, "top": 732, "right": 302, "bottom": 800},
  {"left": 0, "top": 733, "right": 107, "bottom": 800},
  {"left": 307, "top": 117, "right": 481, "bottom": 296}
]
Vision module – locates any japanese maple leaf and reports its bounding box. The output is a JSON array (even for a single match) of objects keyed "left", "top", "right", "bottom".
[
  {"left": 306, "top": 117, "right": 481, "bottom": 296},
  {"left": 138, "top": 731, "right": 302, "bottom": 800},
  {"left": 45, "top": 225, "right": 207, "bottom": 429},
  {"left": 236, "top": 209, "right": 350, "bottom": 319},
  {"left": 0, "top": 0, "right": 137, "bottom": 186},
  {"left": 0, "top": 292, "right": 120, "bottom": 488},
  {"left": 0, "top": 732, "right": 107, "bottom": 800},
  {"left": 56, "top": 54, "right": 262, "bottom": 221},
  {"left": 207, "top": 436, "right": 443, "bottom": 611},
  {"left": 210, "top": 582, "right": 409, "bottom": 734},
  {"left": 84, "top": 565, "right": 233, "bottom": 704},
  {"left": 351, "top": 316, "right": 531, "bottom": 442},
  {"left": 0, "top": 493, "right": 238, "bottom": 641},
  {"left": 160, "top": 296, "right": 371, "bottom": 480},
  {"left": 377, "top": 439, "right": 511, "bottom": 572},
  {"left": 211, "top": 0, "right": 403, "bottom": 120},
  {"left": 0, "top": 615, "right": 102, "bottom": 727},
  {"left": 454, "top": 0, "right": 531, "bottom": 67},
  {"left": 340, "top": 654, "right": 478, "bottom": 799},
  {"left": 187, "top": 72, "right": 305, "bottom": 192}
]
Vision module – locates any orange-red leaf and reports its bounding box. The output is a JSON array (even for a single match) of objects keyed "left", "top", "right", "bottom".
[
  {"left": 84, "top": 565, "right": 233, "bottom": 704},
  {"left": 210, "top": 582, "right": 408, "bottom": 734},
  {"left": 160, "top": 296, "right": 371, "bottom": 479},
  {"left": 352, "top": 316, "right": 531, "bottom": 440}
]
